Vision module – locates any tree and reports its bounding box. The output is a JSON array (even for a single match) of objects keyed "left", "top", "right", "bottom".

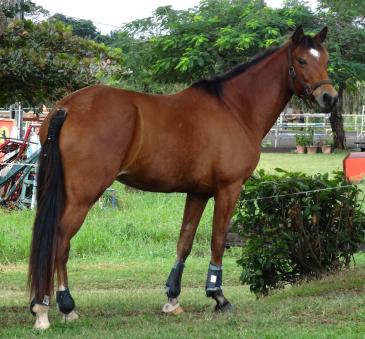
[
  {"left": 0, "top": 19, "right": 123, "bottom": 107},
  {"left": 49, "top": 13, "right": 99, "bottom": 40},
  {"left": 117, "top": 1, "right": 318, "bottom": 84},
  {"left": 318, "top": 0, "right": 365, "bottom": 149},
  {"left": 0, "top": 0, "right": 47, "bottom": 35}
]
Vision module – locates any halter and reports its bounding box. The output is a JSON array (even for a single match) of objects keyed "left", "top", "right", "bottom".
[{"left": 287, "top": 43, "right": 333, "bottom": 108}]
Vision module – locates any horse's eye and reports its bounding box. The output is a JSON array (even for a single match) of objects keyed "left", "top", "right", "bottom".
[{"left": 297, "top": 58, "right": 307, "bottom": 65}]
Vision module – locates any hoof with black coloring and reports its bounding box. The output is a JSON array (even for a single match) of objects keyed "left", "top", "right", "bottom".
[
  {"left": 214, "top": 301, "right": 234, "bottom": 313},
  {"left": 30, "top": 298, "right": 37, "bottom": 316}
]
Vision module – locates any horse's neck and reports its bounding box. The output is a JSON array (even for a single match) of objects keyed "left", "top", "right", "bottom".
[{"left": 224, "top": 44, "right": 292, "bottom": 138}]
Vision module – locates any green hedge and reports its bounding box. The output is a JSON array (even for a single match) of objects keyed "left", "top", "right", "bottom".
[{"left": 233, "top": 169, "right": 365, "bottom": 296}]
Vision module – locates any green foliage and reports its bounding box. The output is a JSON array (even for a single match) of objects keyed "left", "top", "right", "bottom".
[
  {"left": 0, "top": 0, "right": 47, "bottom": 20},
  {"left": 318, "top": 0, "right": 365, "bottom": 91},
  {"left": 294, "top": 133, "right": 308, "bottom": 146},
  {"left": 0, "top": 19, "right": 123, "bottom": 106},
  {"left": 233, "top": 169, "right": 365, "bottom": 296},
  {"left": 109, "top": 0, "right": 316, "bottom": 86},
  {"left": 49, "top": 13, "right": 100, "bottom": 40},
  {"left": 294, "top": 130, "right": 316, "bottom": 146}
]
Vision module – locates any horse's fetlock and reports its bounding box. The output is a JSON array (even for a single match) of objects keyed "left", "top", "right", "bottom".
[
  {"left": 205, "top": 263, "right": 222, "bottom": 296},
  {"left": 56, "top": 289, "right": 75, "bottom": 314},
  {"left": 165, "top": 261, "right": 185, "bottom": 298}
]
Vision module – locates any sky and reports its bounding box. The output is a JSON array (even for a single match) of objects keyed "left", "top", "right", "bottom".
[{"left": 35, "top": 0, "right": 317, "bottom": 34}]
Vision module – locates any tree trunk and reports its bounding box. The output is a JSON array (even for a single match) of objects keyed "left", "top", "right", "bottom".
[{"left": 330, "top": 84, "right": 347, "bottom": 150}]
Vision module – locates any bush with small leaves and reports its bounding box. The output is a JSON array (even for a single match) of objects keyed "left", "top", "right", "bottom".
[{"left": 233, "top": 169, "right": 365, "bottom": 297}]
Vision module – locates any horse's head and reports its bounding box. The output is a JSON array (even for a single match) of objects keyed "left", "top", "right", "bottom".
[{"left": 289, "top": 26, "right": 338, "bottom": 113}]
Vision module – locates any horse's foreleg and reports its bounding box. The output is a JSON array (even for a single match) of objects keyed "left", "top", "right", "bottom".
[
  {"left": 55, "top": 203, "right": 90, "bottom": 323},
  {"left": 163, "top": 194, "right": 208, "bottom": 314},
  {"left": 206, "top": 182, "right": 242, "bottom": 312}
]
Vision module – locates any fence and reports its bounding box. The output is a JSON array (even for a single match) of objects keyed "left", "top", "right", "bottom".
[{"left": 268, "top": 106, "right": 365, "bottom": 148}]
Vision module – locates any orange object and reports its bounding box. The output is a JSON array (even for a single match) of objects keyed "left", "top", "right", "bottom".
[{"left": 343, "top": 152, "right": 365, "bottom": 182}]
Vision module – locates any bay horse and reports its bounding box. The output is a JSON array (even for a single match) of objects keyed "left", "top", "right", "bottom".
[{"left": 28, "top": 26, "right": 337, "bottom": 329}]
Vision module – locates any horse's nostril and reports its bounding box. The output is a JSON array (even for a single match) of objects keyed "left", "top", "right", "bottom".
[{"left": 323, "top": 93, "right": 332, "bottom": 105}]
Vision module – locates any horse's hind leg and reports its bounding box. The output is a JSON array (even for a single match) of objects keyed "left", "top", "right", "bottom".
[
  {"left": 163, "top": 194, "right": 208, "bottom": 314},
  {"left": 32, "top": 200, "right": 90, "bottom": 330},
  {"left": 55, "top": 200, "right": 91, "bottom": 323}
]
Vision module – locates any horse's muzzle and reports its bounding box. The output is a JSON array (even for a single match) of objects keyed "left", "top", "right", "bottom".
[{"left": 316, "top": 91, "right": 338, "bottom": 113}]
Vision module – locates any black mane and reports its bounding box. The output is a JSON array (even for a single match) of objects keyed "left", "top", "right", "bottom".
[{"left": 192, "top": 46, "right": 280, "bottom": 98}]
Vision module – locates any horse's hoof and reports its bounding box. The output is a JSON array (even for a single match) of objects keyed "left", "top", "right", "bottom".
[
  {"left": 33, "top": 313, "right": 50, "bottom": 330},
  {"left": 32, "top": 304, "right": 50, "bottom": 330},
  {"left": 62, "top": 310, "right": 79, "bottom": 323},
  {"left": 33, "top": 321, "right": 50, "bottom": 330},
  {"left": 214, "top": 301, "right": 234, "bottom": 313},
  {"left": 162, "top": 302, "right": 184, "bottom": 315}
]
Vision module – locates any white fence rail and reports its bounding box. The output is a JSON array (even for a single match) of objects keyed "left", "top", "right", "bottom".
[{"left": 268, "top": 108, "right": 365, "bottom": 147}]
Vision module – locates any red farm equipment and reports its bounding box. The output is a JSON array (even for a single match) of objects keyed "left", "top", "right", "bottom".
[{"left": 0, "top": 124, "right": 41, "bottom": 208}]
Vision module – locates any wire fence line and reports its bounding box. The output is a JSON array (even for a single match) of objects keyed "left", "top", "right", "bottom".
[{"left": 240, "top": 185, "right": 356, "bottom": 203}]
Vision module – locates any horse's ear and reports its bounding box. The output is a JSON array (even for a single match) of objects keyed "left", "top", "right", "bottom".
[
  {"left": 292, "top": 25, "right": 304, "bottom": 45},
  {"left": 315, "top": 26, "right": 328, "bottom": 43}
]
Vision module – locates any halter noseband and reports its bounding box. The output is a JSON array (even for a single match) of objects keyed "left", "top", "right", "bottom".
[{"left": 287, "top": 43, "right": 332, "bottom": 108}]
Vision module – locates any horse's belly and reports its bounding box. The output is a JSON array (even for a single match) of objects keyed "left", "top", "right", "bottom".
[{"left": 116, "top": 169, "right": 212, "bottom": 195}]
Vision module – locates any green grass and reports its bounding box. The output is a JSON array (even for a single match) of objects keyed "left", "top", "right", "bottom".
[
  {"left": 1, "top": 152, "right": 364, "bottom": 338},
  {"left": 258, "top": 151, "right": 346, "bottom": 174},
  {"left": 0, "top": 152, "right": 353, "bottom": 264},
  {"left": 0, "top": 255, "right": 364, "bottom": 338}
]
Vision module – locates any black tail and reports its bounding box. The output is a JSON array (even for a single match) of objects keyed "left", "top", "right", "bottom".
[{"left": 28, "top": 109, "right": 67, "bottom": 302}]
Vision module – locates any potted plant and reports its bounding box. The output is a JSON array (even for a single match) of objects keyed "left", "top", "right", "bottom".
[
  {"left": 306, "top": 129, "right": 318, "bottom": 154},
  {"left": 319, "top": 134, "right": 333, "bottom": 154},
  {"left": 295, "top": 134, "right": 307, "bottom": 154}
]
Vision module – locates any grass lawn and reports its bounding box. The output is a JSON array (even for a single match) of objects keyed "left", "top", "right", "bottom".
[
  {"left": 1, "top": 255, "right": 364, "bottom": 338},
  {"left": 258, "top": 151, "right": 346, "bottom": 174},
  {"left": 1, "top": 151, "right": 364, "bottom": 338}
]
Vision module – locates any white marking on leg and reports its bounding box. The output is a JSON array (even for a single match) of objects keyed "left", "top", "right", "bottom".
[
  {"left": 118, "top": 170, "right": 128, "bottom": 176},
  {"left": 59, "top": 284, "right": 66, "bottom": 291},
  {"left": 309, "top": 48, "right": 320, "bottom": 59},
  {"left": 183, "top": 222, "right": 191, "bottom": 231},
  {"left": 33, "top": 304, "right": 50, "bottom": 330}
]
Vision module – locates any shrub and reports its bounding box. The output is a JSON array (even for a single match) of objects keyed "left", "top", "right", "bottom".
[
  {"left": 233, "top": 169, "right": 365, "bottom": 297},
  {"left": 294, "top": 133, "right": 307, "bottom": 146}
]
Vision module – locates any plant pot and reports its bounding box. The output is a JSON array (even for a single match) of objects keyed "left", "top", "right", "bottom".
[
  {"left": 296, "top": 145, "right": 306, "bottom": 154},
  {"left": 321, "top": 145, "right": 332, "bottom": 154},
  {"left": 306, "top": 146, "right": 318, "bottom": 154}
]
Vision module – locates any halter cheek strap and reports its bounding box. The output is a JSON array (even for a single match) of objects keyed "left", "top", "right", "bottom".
[{"left": 287, "top": 43, "right": 333, "bottom": 108}]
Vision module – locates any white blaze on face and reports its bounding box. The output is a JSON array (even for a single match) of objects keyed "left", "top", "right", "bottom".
[{"left": 309, "top": 48, "right": 320, "bottom": 60}]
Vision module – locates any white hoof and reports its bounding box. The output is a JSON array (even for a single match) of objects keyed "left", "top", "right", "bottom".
[
  {"left": 162, "top": 301, "right": 184, "bottom": 315},
  {"left": 62, "top": 310, "right": 79, "bottom": 323},
  {"left": 33, "top": 304, "right": 50, "bottom": 330}
]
